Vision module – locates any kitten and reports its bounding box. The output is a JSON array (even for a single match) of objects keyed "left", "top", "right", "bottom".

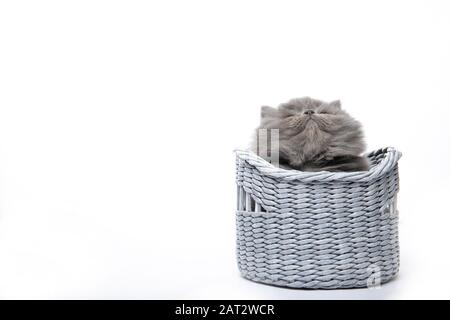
[{"left": 251, "top": 97, "right": 369, "bottom": 172}]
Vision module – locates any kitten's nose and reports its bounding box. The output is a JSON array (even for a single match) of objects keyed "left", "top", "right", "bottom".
[{"left": 304, "top": 110, "right": 315, "bottom": 115}]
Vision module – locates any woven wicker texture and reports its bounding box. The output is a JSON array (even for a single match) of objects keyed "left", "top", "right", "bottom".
[{"left": 235, "top": 148, "right": 401, "bottom": 289}]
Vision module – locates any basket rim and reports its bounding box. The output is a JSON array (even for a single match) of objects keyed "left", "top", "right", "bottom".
[{"left": 235, "top": 147, "right": 401, "bottom": 183}]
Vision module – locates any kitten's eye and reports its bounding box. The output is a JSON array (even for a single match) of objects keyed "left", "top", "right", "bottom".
[{"left": 318, "top": 111, "right": 328, "bottom": 114}]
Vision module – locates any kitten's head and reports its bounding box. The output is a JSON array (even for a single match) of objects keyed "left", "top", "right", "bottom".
[{"left": 258, "top": 97, "right": 366, "bottom": 167}]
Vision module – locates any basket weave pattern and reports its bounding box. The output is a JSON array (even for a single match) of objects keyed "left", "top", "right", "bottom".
[{"left": 235, "top": 148, "right": 401, "bottom": 289}]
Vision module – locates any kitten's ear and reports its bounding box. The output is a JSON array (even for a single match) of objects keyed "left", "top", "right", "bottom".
[
  {"left": 329, "top": 100, "right": 341, "bottom": 109},
  {"left": 261, "top": 106, "right": 278, "bottom": 119}
]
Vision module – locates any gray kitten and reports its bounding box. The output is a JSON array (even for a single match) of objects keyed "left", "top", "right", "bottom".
[{"left": 251, "top": 97, "right": 369, "bottom": 172}]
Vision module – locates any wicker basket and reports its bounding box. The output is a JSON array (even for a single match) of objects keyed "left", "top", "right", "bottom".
[{"left": 235, "top": 148, "right": 401, "bottom": 289}]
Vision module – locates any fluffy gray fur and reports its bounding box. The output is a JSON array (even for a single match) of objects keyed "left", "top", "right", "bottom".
[{"left": 251, "top": 97, "right": 369, "bottom": 172}]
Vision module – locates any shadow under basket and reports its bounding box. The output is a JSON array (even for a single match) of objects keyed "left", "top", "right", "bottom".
[{"left": 235, "top": 148, "right": 401, "bottom": 289}]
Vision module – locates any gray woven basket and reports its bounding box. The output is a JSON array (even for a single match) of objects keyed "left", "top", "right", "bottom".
[{"left": 235, "top": 147, "right": 401, "bottom": 289}]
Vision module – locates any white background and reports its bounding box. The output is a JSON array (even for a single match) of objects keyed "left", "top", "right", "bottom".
[{"left": 0, "top": 0, "right": 450, "bottom": 299}]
